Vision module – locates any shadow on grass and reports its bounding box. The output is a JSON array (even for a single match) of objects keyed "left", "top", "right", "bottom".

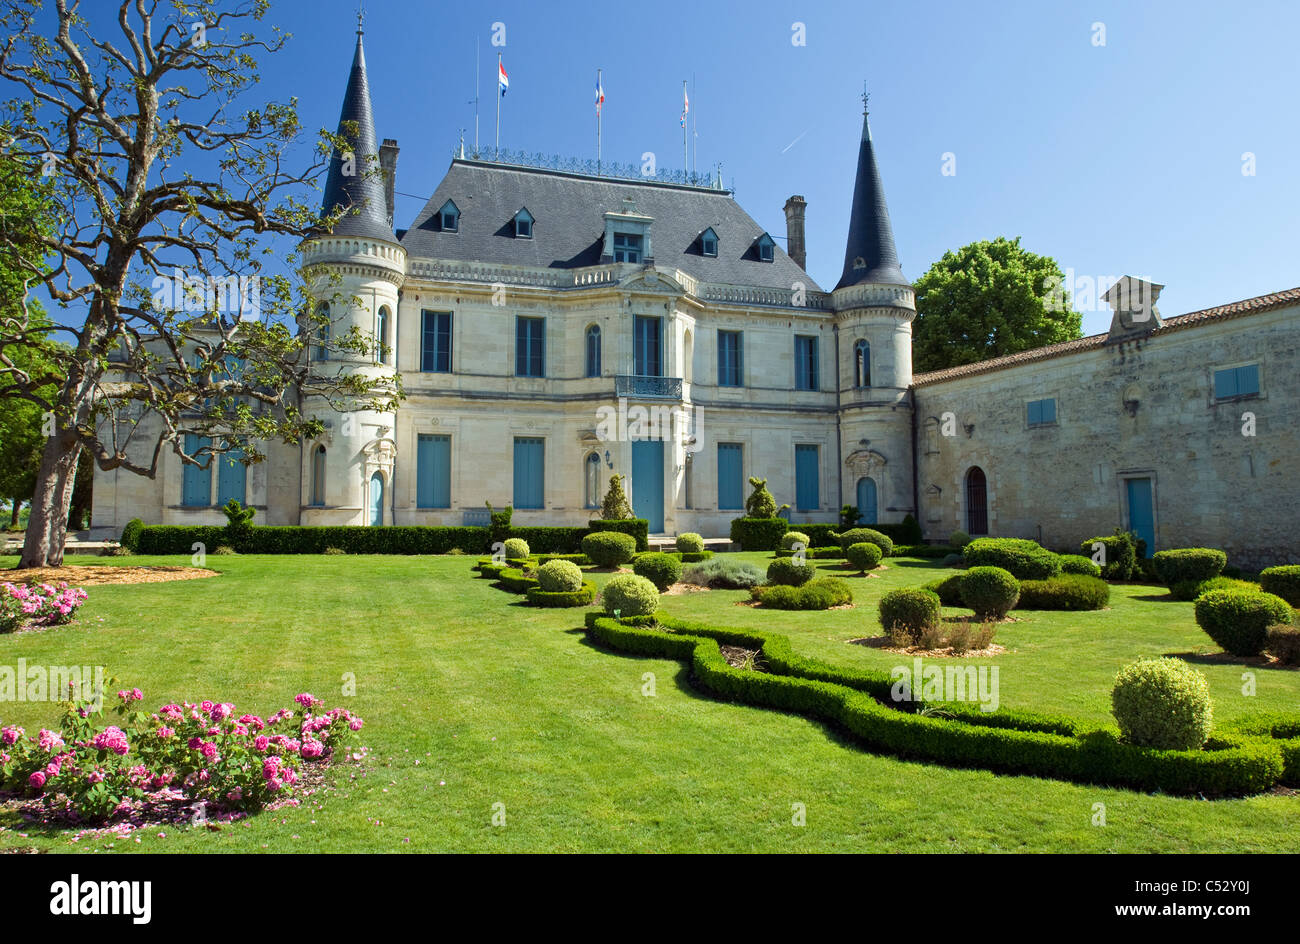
[
  {"left": 1167, "top": 650, "right": 1297, "bottom": 671},
  {"left": 1133, "top": 593, "right": 1182, "bottom": 602}
]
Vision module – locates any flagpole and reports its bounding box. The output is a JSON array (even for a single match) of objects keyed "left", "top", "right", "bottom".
[
  {"left": 495, "top": 51, "right": 501, "bottom": 156},
  {"left": 596, "top": 68, "right": 603, "bottom": 175},
  {"left": 474, "top": 40, "right": 480, "bottom": 153},
  {"left": 691, "top": 72, "right": 697, "bottom": 176},
  {"left": 682, "top": 79, "right": 688, "bottom": 173}
]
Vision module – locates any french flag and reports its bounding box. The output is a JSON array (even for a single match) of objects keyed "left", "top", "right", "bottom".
[
  {"left": 595, "top": 77, "right": 604, "bottom": 114},
  {"left": 498, "top": 60, "right": 509, "bottom": 96}
]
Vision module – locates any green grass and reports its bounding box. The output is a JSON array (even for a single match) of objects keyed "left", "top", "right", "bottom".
[{"left": 0, "top": 552, "right": 1295, "bottom": 853}]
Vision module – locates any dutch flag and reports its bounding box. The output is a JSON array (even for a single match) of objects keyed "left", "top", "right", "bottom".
[{"left": 498, "top": 60, "right": 509, "bottom": 96}]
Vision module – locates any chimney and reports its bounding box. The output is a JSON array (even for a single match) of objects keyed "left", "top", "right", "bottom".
[
  {"left": 783, "top": 195, "right": 807, "bottom": 270},
  {"left": 379, "top": 138, "right": 399, "bottom": 227}
]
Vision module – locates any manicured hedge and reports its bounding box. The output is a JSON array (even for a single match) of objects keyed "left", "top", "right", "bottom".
[
  {"left": 581, "top": 531, "right": 637, "bottom": 568},
  {"left": 960, "top": 566, "right": 1020, "bottom": 619},
  {"left": 581, "top": 613, "right": 1294, "bottom": 796},
  {"left": 1194, "top": 589, "right": 1294, "bottom": 657},
  {"left": 837, "top": 528, "right": 894, "bottom": 557},
  {"left": 680, "top": 550, "right": 714, "bottom": 563},
  {"left": 964, "top": 538, "right": 1061, "bottom": 580},
  {"left": 766, "top": 557, "right": 815, "bottom": 587},
  {"left": 496, "top": 567, "right": 541, "bottom": 594},
  {"left": 587, "top": 519, "right": 650, "bottom": 552},
  {"left": 119, "top": 518, "right": 145, "bottom": 552},
  {"left": 1016, "top": 575, "right": 1111, "bottom": 611},
  {"left": 895, "top": 544, "right": 957, "bottom": 559},
  {"left": 923, "top": 573, "right": 965, "bottom": 607},
  {"left": 1260, "top": 566, "right": 1300, "bottom": 607},
  {"left": 787, "top": 523, "right": 840, "bottom": 547},
  {"left": 536, "top": 553, "right": 591, "bottom": 566},
  {"left": 633, "top": 552, "right": 684, "bottom": 591},
  {"left": 525, "top": 581, "right": 597, "bottom": 608},
  {"left": 1080, "top": 533, "right": 1137, "bottom": 581},
  {"left": 750, "top": 577, "right": 852, "bottom": 610},
  {"left": 729, "top": 517, "right": 788, "bottom": 551},
  {"left": 1153, "top": 548, "right": 1227, "bottom": 587},
  {"left": 774, "top": 546, "right": 844, "bottom": 560}
]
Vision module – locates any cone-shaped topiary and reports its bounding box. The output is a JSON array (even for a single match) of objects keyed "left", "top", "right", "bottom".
[
  {"left": 600, "top": 474, "right": 633, "bottom": 520},
  {"left": 1111, "top": 658, "right": 1213, "bottom": 750}
]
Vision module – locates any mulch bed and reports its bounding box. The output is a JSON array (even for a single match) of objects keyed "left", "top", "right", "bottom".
[
  {"left": 718, "top": 644, "right": 764, "bottom": 670},
  {"left": 2, "top": 565, "right": 219, "bottom": 586},
  {"left": 848, "top": 635, "right": 1008, "bottom": 658}
]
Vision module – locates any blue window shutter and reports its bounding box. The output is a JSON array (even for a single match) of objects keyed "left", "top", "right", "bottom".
[
  {"left": 1027, "top": 400, "right": 1040, "bottom": 426},
  {"left": 1213, "top": 368, "right": 1236, "bottom": 399},
  {"left": 795, "top": 445, "right": 819, "bottom": 511},
  {"left": 216, "top": 449, "right": 245, "bottom": 506},
  {"left": 1043, "top": 398, "right": 1056, "bottom": 424},
  {"left": 182, "top": 434, "right": 213, "bottom": 506},
  {"left": 514, "top": 437, "right": 544, "bottom": 509},
  {"left": 417, "top": 434, "right": 451, "bottom": 509},
  {"left": 1238, "top": 364, "right": 1259, "bottom": 396},
  {"left": 717, "top": 443, "right": 742, "bottom": 510}
]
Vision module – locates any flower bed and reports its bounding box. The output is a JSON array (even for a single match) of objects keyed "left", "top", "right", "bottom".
[
  {"left": 0, "top": 685, "right": 362, "bottom": 822},
  {"left": 580, "top": 612, "right": 1298, "bottom": 796},
  {"left": 1, "top": 581, "right": 89, "bottom": 633}
]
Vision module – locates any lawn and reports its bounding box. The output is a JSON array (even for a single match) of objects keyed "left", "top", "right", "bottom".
[{"left": 0, "top": 551, "right": 1296, "bottom": 853}]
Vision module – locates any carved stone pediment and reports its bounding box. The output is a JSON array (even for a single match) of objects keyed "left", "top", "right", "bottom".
[
  {"left": 845, "top": 448, "right": 887, "bottom": 477},
  {"left": 361, "top": 437, "right": 397, "bottom": 478}
]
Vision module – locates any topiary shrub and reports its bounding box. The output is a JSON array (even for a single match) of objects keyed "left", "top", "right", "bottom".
[
  {"left": 878, "top": 588, "right": 941, "bottom": 640},
  {"left": 964, "top": 537, "right": 1061, "bottom": 580},
  {"left": 1153, "top": 548, "right": 1227, "bottom": 587},
  {"left": 923, "top": 573, "right": 965, "bottom": 607},
  {"left": 1170, "top": 575, "right": 1257, "bottom": 602},
  {"left": 751, "top": 577, "right": 852, "bottom": 610},
  {"left": 1015, "top": 574, "right": 1110, "bottom": 611},
  {"left": 601, "top": 574, "right": 660, "bottom": 617},
  {"left": 599, "top": 474, "right": 634, "bottom": 519},
  {"left": 949, "top": 529, "right": 971, "bottom": 550},
  {"left": 729, "top": 517, "right": 788, "bottom": 551},
  {"left": 1260, "top": 565, "right": 1300, "bottom": 607},
  {"left": 581, "top": 531, "right": 637, "bottom": 569},
  {"left": 633, "top": 552, "right": 684, "bottom": 592},
  {"left": 1080, "top": 531, "right": 1136, "bottom": 581},
  {"left": 845, "top": 541, "right": 883, "bottom": 573},
  {"left": 1265, "top": 625, "right": 1300, "bottom": 666},
  {"left": 526, "top": 580, "right": 596, "bottom": 608},
  {"left": 744, "top": 477, "right": 777, "bottom": 519},
  {"left": 537, "top": 559, "right": 584, "bottom": 593},
  {"left": 837, "top": 528, "right": 894, "bottom": 557},
  {"left": 212, "top": 545, "right": 237, "bottom": 555},
  {"left": 120, "top": 518, "right": 145, "bottom": 552},
  {"left": 221, "top": 498, "right": 256, "bottom": 546},
  {"left": 766, "top": 557, "right": 815, "bottom": 587},
  {"left": 780, "top": 531, "right": 810, "bottom": 551},
  {"left": 1059, "top": 554, "right": 1102, "bottom": 578},
  {"left": 502, "top": 537, "right": 531, "bottom": 561},
  {"left": 675, "top": 532, "right": 705, "bottom": 554},
  {"left": 681, "top": 558, "right": 765, "bottom": 589},
  {"left": 959, "top": 566, "right": 1020, "bottom": 619},
  {"left": 1111, "top": 658, "right": 1214, "bottom": 751},
  {"left": 1194, "top": 589, "right": 1294, "bottom": 656}
]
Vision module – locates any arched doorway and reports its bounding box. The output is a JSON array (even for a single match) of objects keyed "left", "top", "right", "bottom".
[
  {"left": 856, "top": 477, "right": 878, "bottom": 524},
  {"left": 369, "top": 471, "right": 385, "bottom": 526},
  {"left": 965, "top": 467, "right": 988, "bottom": 535}
]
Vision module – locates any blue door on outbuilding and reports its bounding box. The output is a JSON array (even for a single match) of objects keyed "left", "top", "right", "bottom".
[
  {"left": 856, "top": 477, "right": 878, "bottom": 525},
  {"left": 1126, "top": 478, "right": 1155, "bottom": 556},
  {"left": 631, "top": 440, "right": 664, "bottom": 532}
]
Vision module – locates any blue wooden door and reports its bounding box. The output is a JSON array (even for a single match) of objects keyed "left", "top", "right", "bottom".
[
  {"left": 631, "top": 440, "right": 664, "bottom": 531},
  {"left": 856, "top": 477, "right": 878, "bottom": 525},
  {"left": 417, "top": 434, "right": 451, "bottom": 508},
  {"left": 513, "top": 437, "right": 545, "bottom": 509},
  {"left": 1126, "top": 478, "right": 1155, "bottom": 556},
  {"left": 369, "top": 472, "right": 384, "bottom": 526},
  {"left": 795, "top": 445, "right": 819, "bottom": 512},
  {"left": 717, "top": 443, "right": 743, "bottom": 510},
  {"left": 216, "top": 451, "right": 245, "bottom": 507},
  {"left": 634, "top": 316, "right": 662, "bottom": 377}
]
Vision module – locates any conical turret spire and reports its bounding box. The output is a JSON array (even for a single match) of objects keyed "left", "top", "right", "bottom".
[
  {"left": 319, "top": 28, "right": 395, "bottom": 241},
  {"left": 836, "top": 96, "right": 907, "bottom": 290}
]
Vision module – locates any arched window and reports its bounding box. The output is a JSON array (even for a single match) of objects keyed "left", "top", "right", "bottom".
[
  {"left": 856, "top": 477, "right": 878, "bottom": 525},
  {"left": 376, "top": 306, "right": 390, "bottom": 364},
  {"left": 682, "top": 329, "right": 694, "bottom": 385},
  {"left": 965, "top": 466, "right": 988, "bottom": 535},
  {"left": 369, "top": 471, "right": 385, "bottom": 526},
  {"left": 584, "top": 452, "right": 601, "bottom": 508},
  {"left": 310, "top": 445, "right": 327, "bottom": 506},
  {"left": 854, "top": 339, "right": 871, "bottom": 387},
  {"left": 585, "top": 324, "right": 601, "bottom": 378},
  {"left": 315, "top": 303, "right": 330, "bottom": 362}
]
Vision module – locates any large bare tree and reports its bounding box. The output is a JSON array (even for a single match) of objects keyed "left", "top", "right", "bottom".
[{"left": 0, "top": 0, "right": 395, "bottom": 567}]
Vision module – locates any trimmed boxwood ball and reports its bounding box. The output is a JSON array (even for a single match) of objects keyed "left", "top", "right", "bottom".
[
  {"left": 948, "top": 529, "right": 971, "bottom": 549},
  {"left": 766, "top": 557, "right": 815, "bottom": 587},
  {"left": 780, "top": 530, "right": 811, "bottom": 551},
  {"left": 675, "top": 532, "right": 705, "bottom": 554},
  {"left": 601, "top": 574, "right": 660, "bottom": 617},
  {"left": 1260, "top": 565, "right": 1300, "bottom": 606},
  {"left": 878, "top": 587, "right": 941, "bottom": 636},
  {"left": 1194, "top": 588, "right": 1294, "bottom": 656},
  {"left": 845, "top": 541, "right": 883, "bottom": 573},
  {"left": 1153, "top": 548, "right": 1227, "bottom": 587},
  {"left": 963, "top": 537, "right": 1061, "bottom": 580},
  {"left": 751, "top": 577, "right": 853, "bottom": 610},
  {"left": 581, "top": 531, "right": 637, "bottom": 569},
  {"left": 536, "top": 559, "right": 583, "bottom": 593},
  {"left": 1015, "top": 574, "right": 1110, "bottom": 611},
  {"left": 1111, "top": 658, "right": 1214, "bottom": 751},
  {"left": 1059, "top": 554, "right": 1102, "bottom": 578},
  {"left": 502, "top": 537, "right": 531, "bottom": 560},
  {"left": 633, "top": 552, "right": 684, "bottom": 592},
  {"left": 923, "top": 573, "right": 965, "bottom": 607},
  {"left": 838, "top": 528, "right": 894, "bottom": 557},
  {"left": 1170, "top": 575, "right": 1256, "bottom": 602},
  {"left": 959, "top": 566, "right": 1020, "bottom": 618}
]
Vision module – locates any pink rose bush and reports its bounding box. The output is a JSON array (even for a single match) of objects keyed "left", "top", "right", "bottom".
[
  {"left": 0, "top": 582, "right": 88, "bottom": 633},
  {"left": 0, "top": 682, "right": 363, "bottom": 822}
]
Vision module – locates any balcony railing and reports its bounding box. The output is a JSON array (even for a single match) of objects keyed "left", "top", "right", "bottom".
[{"left": 615, "top": 375, "right": 683, "bottom": 399}]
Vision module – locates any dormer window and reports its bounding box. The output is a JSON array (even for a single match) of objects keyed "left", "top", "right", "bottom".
[
  {"left": 439, "top": 199, "right": 460, "bottom": 233},
  {"left": 700, "top": 227, "right": 718, "bottom": 257},
  {"left": 514, "top": 208, "right": 534, "bottom": 239},
  {"left": 853, "top": 256, "right": 866, "bottom": 270},
  {"left": 613, "top": 232, "right": 643, "bottom": 263},
  {"left": 756, "top": 233, "right": 775, "bottom": 263}
]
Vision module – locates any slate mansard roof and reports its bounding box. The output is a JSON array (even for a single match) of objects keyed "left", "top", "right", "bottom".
[{"left": 399, "top": 160, "right": 822, "bottom": 292}]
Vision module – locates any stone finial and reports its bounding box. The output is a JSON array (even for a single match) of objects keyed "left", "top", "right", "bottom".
[{"left": 1103, "top": 276, "right": 1164, "bottom": 342}]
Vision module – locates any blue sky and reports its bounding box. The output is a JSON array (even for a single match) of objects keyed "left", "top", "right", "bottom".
[{"left": 30, "top": 0, "right": 1300, "bottom": 334}]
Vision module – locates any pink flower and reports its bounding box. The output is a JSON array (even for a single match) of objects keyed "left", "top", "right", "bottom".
[
  {"left": 226, "top": 788, "right": 243, "bottom": 803},
  {"left": 90, "top": 726, "right": 130, "bottom": 756},
  {"left": 37, "top": 729, "right": 65, "bottom": 752},
  {"left": 160, "top": 705, "right": 183, "bottom": 721},
  {"left": 87, "top": 770, "right": 105, "bottom": 784},
  {"left": 28, "top": 771, "right": 46, "bottom": 790},
  {"left": 300, "top": 738, "right": 323, "bottom": 760},
  {"left": 349, "top": 719, "right": 364, "bottom": 731},
  {"left": 0, "top": 726, "right": 22, "bottom": 747},
  {"left": 254, "top": 735, "right": 270, "bottom": 752},
  {"left": 261, "top": 756, "right": 282, "bottom": 780},
  {"left": 294, "top": 693, "right": 319, "bottom": 709},
  {"left": 199, "top": 741, "right": 219, "bottom": 762},
  {"left": 200, "top": 700, "right": 215, "bottom": 713},
  {"left": 210, "top": 702, "right": 233, "bottom": 720},
  {"left": 156, "top": 726, "right": 175, "bottom": 739},
  {"left": 187, "top": 736, "right": 203, "bottom": 750}
]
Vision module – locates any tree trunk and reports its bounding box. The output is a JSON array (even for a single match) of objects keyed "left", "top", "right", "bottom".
[
  {"left": 8, "top": 499, "right": 18, "bottom": 529},
  {"left": 18, "top": 433, "right": 82, "bottom": 569}
]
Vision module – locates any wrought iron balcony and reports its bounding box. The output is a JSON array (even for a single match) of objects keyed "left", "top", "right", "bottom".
[{"left": 615, "top": 375, "right": 683, "bottom": 400}]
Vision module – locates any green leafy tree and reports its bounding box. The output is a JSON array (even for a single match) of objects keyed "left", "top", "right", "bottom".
[
  {"left": 0, "top": 2, "right": 397, "bottom": 567},
  {"left": 911, "top": 237, "right": 1082, "bottom": 373}
]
